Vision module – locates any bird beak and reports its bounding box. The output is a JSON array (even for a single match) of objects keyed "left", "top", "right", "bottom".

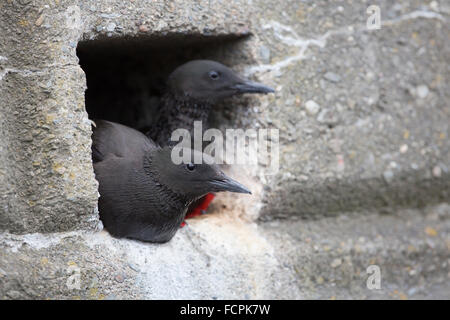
[
  {"left": 210, "top": 176, "right": 252, "bottom": 194},
  {"left": 231, "top": 79, "right": 275, "bottom": 94}
]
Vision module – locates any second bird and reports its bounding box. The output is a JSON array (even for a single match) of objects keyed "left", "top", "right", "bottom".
[
  {"left": 145, "top": 60, "right": 273, "bottom": 221},
  {"left": 146, "top": 60, "right": 274, "bottom": 146}
]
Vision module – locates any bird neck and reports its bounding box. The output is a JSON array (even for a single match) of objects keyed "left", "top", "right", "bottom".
[
  {"left": 149, "top": 91, "right": 213, "bottom": 146},
  {"left": 142, "top": 153, "right": 192, "bottom": 210}
]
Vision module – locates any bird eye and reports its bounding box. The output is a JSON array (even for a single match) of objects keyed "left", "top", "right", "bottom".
[
  {"left": 186, "top": 163, "right": 195, "bottom": 171},
  {"left": 209, "top": 71, "right": 220, "bottom": 80}
]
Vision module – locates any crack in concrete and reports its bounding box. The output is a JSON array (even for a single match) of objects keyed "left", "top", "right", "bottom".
[
  {"left": 0, "top": 231, "right": 84, "bottom": 253},
  {"left": 245, "top": 10, "right": 446, "bottom": 77},
  {"left": 0, "top": 63, "right": 79, "bottom": 81},
  {"left": 0, "top": 68, "right": 39, "bottom": 81}
]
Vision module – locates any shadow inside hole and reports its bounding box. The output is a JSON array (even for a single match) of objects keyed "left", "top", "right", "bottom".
[{"left": 76, "top": 35, "right": 251, "bottom": 133}]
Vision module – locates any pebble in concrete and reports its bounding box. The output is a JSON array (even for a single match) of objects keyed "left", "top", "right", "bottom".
[
  {"left": 416, "top": 85, "right": 429, "bottom": 99},
  {"left": 305, "top": 100, "right": 320, "bottom": 116},
  {"left": 323, "top": 72, "right": 341, "bottom": 83}
]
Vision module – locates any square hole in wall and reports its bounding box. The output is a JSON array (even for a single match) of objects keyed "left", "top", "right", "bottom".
[
  {"left": 76, "top": 35, "right": 252, "bottom": 133},
  {"left": 76, "top": 34, "right": 261, "bottom": 222}
]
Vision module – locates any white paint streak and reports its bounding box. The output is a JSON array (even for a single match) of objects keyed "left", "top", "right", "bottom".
[
  {"left": 245, "top": 10, "right": 446, "bottom": 77},
  {"left": 383, "top": 10, "right": 445, "bottom": 25},
  {"left": 0, "top": 231, "right": 84, "bottom": 253},
  {"left": 0, "top": 68, "right": 38, "bottom": 81},
  {"left": 0, "top": 64, "right": 78, "bottom": 81}
]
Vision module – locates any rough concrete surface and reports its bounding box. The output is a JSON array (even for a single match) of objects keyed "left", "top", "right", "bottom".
[
  {"left": 1, "top": 203, "right": 448, "bottom": 299},
  {"left": 247, "top": 0, "right": 450, "bottom": 219},
  {"left": 0, "top": 0, "right": 449, "bottom": 299}
]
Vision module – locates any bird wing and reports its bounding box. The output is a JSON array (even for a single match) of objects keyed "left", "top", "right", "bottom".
[{"left": 91, "top": 120, "right": 157, "bottom": 162}]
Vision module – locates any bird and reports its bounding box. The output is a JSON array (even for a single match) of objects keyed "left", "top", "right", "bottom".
[
  {"left": 145, "top": 60, "right": 274, "bottom": 220},
  {"left": 146, "top": 59, "right": 274, "bottom": 147},
  {"left": 92, "top": 120, "right": 251, "bottom": 243}
]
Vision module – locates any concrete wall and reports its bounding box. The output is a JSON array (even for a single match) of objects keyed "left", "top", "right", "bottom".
[
  {"left": 0, "top": 0, "right": 449, "bottom": 299},
  {"left": 0, "top": 0, "right": 99, "bottom": 233}
]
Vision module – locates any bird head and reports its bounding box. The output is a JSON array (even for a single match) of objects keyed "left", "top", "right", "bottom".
[
  {"left": 167, "top": 60, "right": 274, "bottom": 102},
  {"left": 148, "top": 147, "right": 251, "bottom": 199}
]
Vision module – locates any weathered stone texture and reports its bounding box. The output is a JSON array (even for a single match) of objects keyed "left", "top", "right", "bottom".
[
  {"left": 1, "top": 0, "right": 99, "bottom": 233},
  {"left": 0, "top": 0, "right": 449, "bottom": 299},
  {"left": 0, "top": 0, "right": 253, "bottom": 233},
  {"left": 245, "top": 0, "right": 450, "bottom": 219},
  {"left": 1, "top": 204, "right": 448, "bottom": 299}
]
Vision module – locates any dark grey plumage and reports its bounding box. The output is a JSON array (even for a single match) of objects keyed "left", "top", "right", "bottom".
[
  {"left": 147, "top": 60, "right": 274, "bottom": 146},
  {"left": 92, "top": 120, "right": 251, "bottom": 243}
]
